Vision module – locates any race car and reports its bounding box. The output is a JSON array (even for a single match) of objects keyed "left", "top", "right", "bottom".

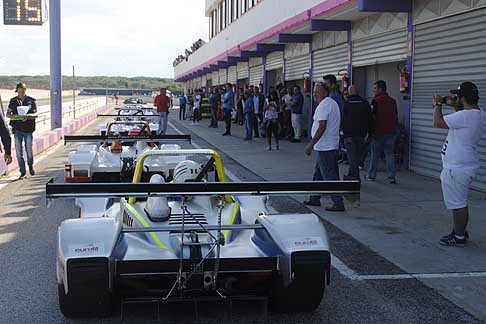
[
  {"left": 99, "top": 107, "right": 159, "bottom": 124},
  {"left": 64, "top": 122, "right": 191, "bottom": 182},
  {"left": 99, "top": 115, "right": 159, "bottom": 136},
  {"left": 123, "top": 97, "right": 146, "bottom": 104},
  {"left": 46, "top": 149, "right": 360, "bottom": 318}
]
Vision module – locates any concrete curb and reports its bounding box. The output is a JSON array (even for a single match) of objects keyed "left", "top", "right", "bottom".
[{"left": 6, "top": 104, "right": 113, "bottom": 174}]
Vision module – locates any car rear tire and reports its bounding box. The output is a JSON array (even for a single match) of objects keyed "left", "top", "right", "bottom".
[
  {"left": 270, "top": 268, "right": 326, "bottom": 313},
  {"left": 58, "top": 283, "right": 113, "bottom": 318}
]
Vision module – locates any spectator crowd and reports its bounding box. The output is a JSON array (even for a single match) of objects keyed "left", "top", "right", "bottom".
[{"left": 173, "top": 76, "right": 486, "bottom": 247}]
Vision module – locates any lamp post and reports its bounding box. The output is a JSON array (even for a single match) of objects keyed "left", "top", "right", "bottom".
[
  {"left": 49, "top": 0, "right": 62, "bottom": 129},
  {"left": 72, "top": 65, "right": 76, "bottom": 119}
]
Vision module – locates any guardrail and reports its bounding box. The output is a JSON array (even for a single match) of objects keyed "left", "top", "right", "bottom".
[{"left": 33, "top": 97, "right": 107, "bottom": 134}]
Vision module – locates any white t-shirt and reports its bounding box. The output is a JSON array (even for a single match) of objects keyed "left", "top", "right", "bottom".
[
  {"left": 442, "top": 109, "right": 486, "bottom": 171},
  {"left": 194, "top": 95, "right": 202, "bottom": 110},
  {"left": 264, "top": 99, "right": 279, "bottom": 120},
  {"left": 283, "top": 94, "right": 291, "bottom": 111},
  {"left": 312, "top": 97, "right": 341, "bottom": 151}
]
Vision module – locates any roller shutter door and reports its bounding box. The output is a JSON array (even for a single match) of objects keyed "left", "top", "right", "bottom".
[
  {"left": 212, "top": 71, "right": 219, "bottom": 85},
  {"left": 353, "top": 28, "right": 407, "bottom": 67},
  {"left": 313, "top": 44, "right": 349, "bottom": 82},
  {"left": 411, "top": 8, "right": 486, "bottom": 191},
  {"left": 237, "top": 62, "right": 249, "bottom": 79},
  {"left": 201, "top": 75, "right": 207, "bottom": 87},
  {"left": 285, "top": 55, "right": 309, "bottom": 81},
  {"left": 227, "top": 66, "right": 237, "bottom": 84},
  {"left": 249, "top": 65, "right": 264, "bottom": 86},
  {"left": 218, "top": 69, "right": 227, "bottom": 85},
  {"left": 266, "top": 51, "right": 284, "bottom": 71}
]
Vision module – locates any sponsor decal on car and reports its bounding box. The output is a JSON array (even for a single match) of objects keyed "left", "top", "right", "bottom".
[
  {"left": 70, "top": 243, "right": 105, "bottom": 255},
  {"left": 291, "top": 237, "right": 324, "bottom": 249}
]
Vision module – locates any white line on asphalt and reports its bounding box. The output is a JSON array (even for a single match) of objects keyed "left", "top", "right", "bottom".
[
  {"left": 170, "top": 120, "right": 486, "bottom": 282},
  {"left": 357, "top": 272, "right": 486, "bottom": 281}
]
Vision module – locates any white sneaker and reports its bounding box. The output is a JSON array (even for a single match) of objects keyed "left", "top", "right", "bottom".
[
  {"left": 275, "top": 144, "right": 280, "bottom": 150},
  {"left": 190, "top": 122, "right": 197, "bottom": 126},
  {"left": 266, "top": 146, "right": 271, "bottom": 151}
]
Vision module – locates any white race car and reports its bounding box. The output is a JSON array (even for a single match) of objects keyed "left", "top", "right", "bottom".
[
  {"left": 64, "top": 121, "right": 191, "bottom": 183},
  {"left": 47, "top": 149, "right": 360, "bottom": 318},
  {"left": 99, "top": 111, "right": 160, "bottom": 135}
]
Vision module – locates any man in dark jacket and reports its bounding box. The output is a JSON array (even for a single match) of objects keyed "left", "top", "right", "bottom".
[
  {"left": 366, "top": 80, "right": 398, "bottom": 184},
  {"left": 252, "top": 86, "right": 265, "bottom": 138},
  {"left": 342, "top": 86, "right": 371, "bottom": 180},
  {"left": 7, "top": 83, "right": 37, "bottom": 179},
  {"left": 0, "top": 112, "right": 12, "bottom": 170},
  {"left": 208, "top": 87, "right": 221, "bottom": 128}
]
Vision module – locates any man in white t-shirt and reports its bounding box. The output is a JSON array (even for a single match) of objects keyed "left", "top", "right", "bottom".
[
  {"left": 191, "top": 90, "right": 202, "bottom": 125},
  {"left": 433, "top": 82, "right": 486, "bottom": 246},
  {"left": 304, "top": 83, "right": 344, "bottom": 212}
]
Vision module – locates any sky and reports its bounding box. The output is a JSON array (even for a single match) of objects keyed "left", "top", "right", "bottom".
[{"left": 0, "top": 0, "right": 208, "bottom": 78}]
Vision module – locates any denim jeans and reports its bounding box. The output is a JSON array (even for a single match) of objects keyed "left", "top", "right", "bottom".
[
  {"left": 344, "top": 136, "right": 366, "bottom": 180},
  {"left": 368, "top": 135, "right": 396, "bottom": 179},
  {"left": 310, "top": 150, "right": 344, "bottom": 207},
  {"left": 14, "top": 130, "right": 34, "bottom": 176},
  {"left": 179, "top": 104, "right": 186, "bottom": 120},
  {"left": 210, "top": 107, "right": 218, "bottom": 127},
  {"left": 224, "top": 109, "right": 232, "bottom": 134},
  {"left": 158, "top": 112, "right": 169, "bottom": 135},
  {"left": 244, "top": 113, "right": 252, "bottom": 139}
]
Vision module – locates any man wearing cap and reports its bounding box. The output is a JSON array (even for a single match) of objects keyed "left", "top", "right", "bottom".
[
  {"left": 433, "top": 82, "right": 486, "bottom": 246},
  {"left": 6, "top": 83, "right": 37, "bottom": 179},
  {"left": 154, "top": 88, "right": 170, "bottom": 135}
]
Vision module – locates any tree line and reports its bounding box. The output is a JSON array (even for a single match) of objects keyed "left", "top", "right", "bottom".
[{"left": 0, "top": 75, "right": 182, "bottom": 92}]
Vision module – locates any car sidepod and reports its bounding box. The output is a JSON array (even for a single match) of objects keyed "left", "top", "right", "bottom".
[
  {"left": 57, "top": 217, "right": 122, "bottom": 317},
  {"left": 254, "top": 213, "right": 331, "bottom": 312}
]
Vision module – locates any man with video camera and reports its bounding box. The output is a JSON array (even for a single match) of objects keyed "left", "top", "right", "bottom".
[{"left": 433, "top": 82, "right": 486, "bottom": 247}]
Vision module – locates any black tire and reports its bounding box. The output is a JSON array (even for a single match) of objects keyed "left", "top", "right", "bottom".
[
  {"left": 58, "top": 283, "right": 113, "bottom": 318},
  {"left": 270, "top": 268, "right": 326, "bottom": 313}
]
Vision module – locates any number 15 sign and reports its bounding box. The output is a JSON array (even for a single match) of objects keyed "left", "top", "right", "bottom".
[{"left": 3, "top": 0, "right": 43, "bottom": 25}]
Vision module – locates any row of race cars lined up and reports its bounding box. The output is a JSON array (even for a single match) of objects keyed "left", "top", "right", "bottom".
[{"left": 47, "top": 99, "right": 360, "bottom": 318}]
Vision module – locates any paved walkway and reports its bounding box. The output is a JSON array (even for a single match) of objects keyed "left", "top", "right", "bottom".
[{"left": 169, "top": 110, "right": 486, "bottom": 322}]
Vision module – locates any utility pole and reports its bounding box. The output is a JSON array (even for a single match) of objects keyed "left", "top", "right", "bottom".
[
  {"left": 72, "top": 65, "right": 76, "bottom": 119},
  {"left": 50, "top": 0, "right": 62, "bottom": 129}
]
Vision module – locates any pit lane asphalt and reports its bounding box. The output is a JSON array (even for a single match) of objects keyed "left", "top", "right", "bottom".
[{"left": 0, "top": 117, "right": 482, "bottom": 324}]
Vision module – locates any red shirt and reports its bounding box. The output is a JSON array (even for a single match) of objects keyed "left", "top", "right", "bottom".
[
  {"left": 371, "top": 93, "right": 398, "bottom": 135},
  {"left": 155, "top": 94, "right": 170, "bottom": 113}
]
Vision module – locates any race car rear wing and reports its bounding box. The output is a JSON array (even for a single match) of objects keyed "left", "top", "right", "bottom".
[
  {"left": 46, "top": 179, "right": 360, "bottom": 199},
  {"left": 115, "top": 106, "right": 153, "bottom": 110},
  {"left": 64, "top": 134, "right": 191, "bottom": 144},
  {"left": 97, "top": 114, "right": 151, "bottom": 118}
]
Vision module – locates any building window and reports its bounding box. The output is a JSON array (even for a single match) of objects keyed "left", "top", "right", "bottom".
[
  {"left": 219, "top": 2, "right": 223, "bottom": 32},
  {"left": 209, "top": 0, "right": 263, "bottom": 38},
  {"left": 222, "top": 0, "right": 226, "bottom": 29}
]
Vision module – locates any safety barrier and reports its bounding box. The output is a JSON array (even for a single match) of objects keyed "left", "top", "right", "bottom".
[{"left": 34, "top": 97, "right": 107, "bottom": 135}]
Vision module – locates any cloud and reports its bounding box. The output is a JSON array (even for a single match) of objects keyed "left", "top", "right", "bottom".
[{"left": 0, "top": 0, "right": 207, "bottom": 77}]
